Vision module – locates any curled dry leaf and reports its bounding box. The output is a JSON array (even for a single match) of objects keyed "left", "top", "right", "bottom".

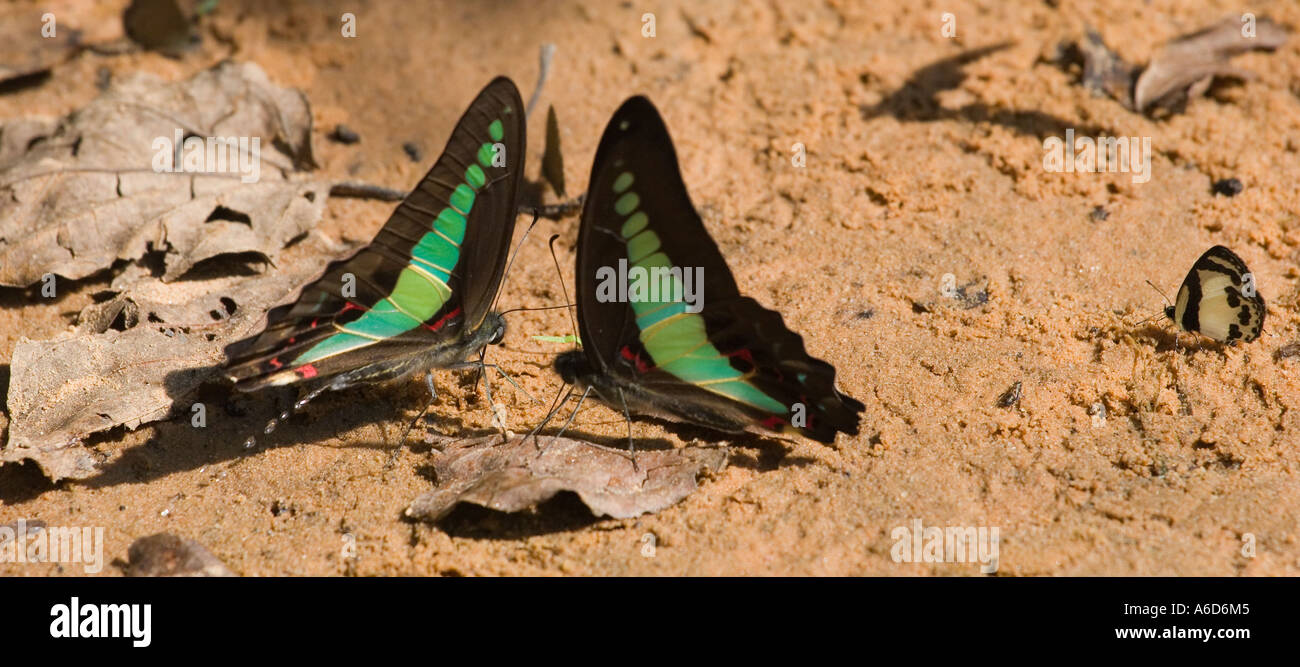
[
  {"left": 127, "top": 533, "right": 235, "bottom": 577},
  {"left": 406, "top": 435, "right": 728, "bottom": 522},
  {"left": 1078, "top": 30, "right": 1138, "bottom": 107},
  {"left": 0, "top": 60, "right": 322, "bottom": 287},
  {"left": 1, "top": 235, "right": 341, "bottom": 480},
  {"left": 1134, "top": 17, "right": 1288, "bottom": 113},
  {"left": 1066, "top": 18, "right": 1288, "bottom": 114}
]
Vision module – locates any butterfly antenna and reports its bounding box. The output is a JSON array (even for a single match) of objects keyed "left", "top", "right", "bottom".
[
  {"left": 392, "top": 373, "right": 439, "bottom": 467},
  {"left": 548, "top": 234, "right": 579, "bottom": 346},
  {"left": 491, "top": 209, "right": 541, "bottom": 315},
  {"left": 1145, "top": 280, "right": 1172, "bottom": 307}
]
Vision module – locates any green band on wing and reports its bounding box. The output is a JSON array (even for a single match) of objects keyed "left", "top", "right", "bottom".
[
  {"left": 613, "top": 171, "right": 786, "bottom": 414},
  {"left": 293, "top": 114, "right": 505, "bottom": 365},
  {"left": 466, "top": 164, "right": 486, "bottom": 189},
  {"left": 477, "top": 143, "right": 495, "bottom": 167},
  {"left": 450, "top": 184, "right": 476, "bottom": 215}
]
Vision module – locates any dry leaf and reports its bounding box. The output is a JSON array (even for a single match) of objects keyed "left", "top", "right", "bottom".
[
  {"left": 1078, "top": 30, "right": 1137, "bottom": 108},
  {"left": 1133, "top": 17, "right": 1288, "bottom": 113},
  {"left": 1066, "top": 18, "right": 1288, "bottom": 114},
  {"left": 127, "top": 533, "right": 235, "bottom": 577},
  {"left": 0, "top": 60, "right": 323, "bottom": 287},
  {"left": 407, "top": 435, "right": 728, "bottom": 521},
  {"left": 1, "top": 238, "right": 337, "bottom": 480}
]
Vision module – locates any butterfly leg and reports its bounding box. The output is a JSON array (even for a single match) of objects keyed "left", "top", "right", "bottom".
[
  {"left": 478, "top": 362, "right": 510, "bottom": 438},
  {"left": 390, "top": 373, "right": 439, "bottom": 467},
  {"left": 617, "top": 387, "right": 640, "bottom": 473},
  {"left": 524, "top": 384, "right": 573, "bottom": 454},
  {"left": 448, "top": 360, "right": 539, "bottom": 404},
  {"left": 528, "top": 386, "right": 592, "bottom": 464},
  {"left": 555, "top": 386, "right": 591, "bottom": 440}
]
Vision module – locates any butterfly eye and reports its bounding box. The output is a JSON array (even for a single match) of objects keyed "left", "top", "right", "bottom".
[{"left": 489, "top": 322, "right": 506, "bottom": 345}]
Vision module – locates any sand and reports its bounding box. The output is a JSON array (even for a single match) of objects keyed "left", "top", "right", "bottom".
[{"left": 2, "top": 0, "right": 1300, "bottom": 576}]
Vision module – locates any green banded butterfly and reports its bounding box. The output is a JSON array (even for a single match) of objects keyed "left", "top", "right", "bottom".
[
  {"left": 554, "top": 96, "right": 863, "bottom": 444},
  {"left": 224, "top": 77, "right": 526, "bottom": 442}
]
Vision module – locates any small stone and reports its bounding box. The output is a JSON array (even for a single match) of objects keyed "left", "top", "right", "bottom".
[
  {"left": 402, "top": 141, "right": 422, "bottom": 162},
  {"left": 127, "top": 533, "right": 235, "bottom": 577},
  {"left": 1212, "top": 178, "right": 1243, "bottom": 197},
  {"left": 330, "top": 124, "right": 360, "bottom": 144}
]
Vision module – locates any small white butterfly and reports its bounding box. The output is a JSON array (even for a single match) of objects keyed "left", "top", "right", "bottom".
[{"left": 1163, "top": 245, "right": 1265, "bottom": 345}]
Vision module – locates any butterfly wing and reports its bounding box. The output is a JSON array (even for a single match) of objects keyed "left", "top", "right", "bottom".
[
  {"left": 1172, "top": 245, "right": 1265, "bottom": 343},
  {"left": 573, "top": 96, "right": 863, "bottom": 442},
  {"left": 225, "top": 77, "right": 525, "bottom": 390}
]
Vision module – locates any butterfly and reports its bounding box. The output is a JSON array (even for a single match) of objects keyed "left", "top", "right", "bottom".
[
  {"left": 1164, "top": 245, "right": 1264, "bottom": 344},
  {"left": 553, "top": 96, "right": 864, "bottom": 444},
  {"left": 224, "top": 77, "right": 526, "bottom": 441}
]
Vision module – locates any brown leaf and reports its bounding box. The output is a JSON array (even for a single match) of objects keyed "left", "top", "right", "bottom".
[
  {"left": 0, "top": 60, "right": 322, "bottom": 287},
  {"left": 1078, "top": 30, "right": 1138, "bottom": 108},
  {"left": 406, "top": 435, "right": 728, "bottom": 521},
  {"left": 1134, "top": 17, "right": 1288, "bottom": 113},
  {"left": 0, "top": 241, "right": 336, "bottom": 480},
  {"left": 127, "top": 533, "right": 235, "bottom": 577}
]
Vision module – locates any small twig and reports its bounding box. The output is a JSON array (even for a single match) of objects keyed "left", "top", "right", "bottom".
[
  {"left": 523, "top": 193, "right": 585, "bottom": 219},
  {"left": 526, "top": 43, "right": 557, "bottom": 119},
  {"left": 328, "top": 181, "right": 407, "bottom": 201}
]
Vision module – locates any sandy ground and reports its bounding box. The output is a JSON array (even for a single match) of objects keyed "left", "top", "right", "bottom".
[{"left": 3, "top": 0, "right": 1300, "bottom": 576}]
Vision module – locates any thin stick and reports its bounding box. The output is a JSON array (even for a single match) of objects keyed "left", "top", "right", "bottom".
[{"left": 526, "top": 43, "right": 557, "bottom": 119}]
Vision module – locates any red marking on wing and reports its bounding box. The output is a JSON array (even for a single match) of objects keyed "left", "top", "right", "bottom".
[
  {"left": 423, "top": 306, "right": 462, "bottom": 332},
  {"left": 728, "top": 349, "right": 755, "bottom": 365},
  {"left": 269, "top": 357, "right": 283, "bottom": 369},
  {"left": 620, "top": 345, "right": 651, "bottom": 373},
  {"left": 309, "top": 318, "right": 319, "bottom": 329},
  {"left": 760, "top": 416, "right": 786, "bottom": 431},
  {"left": 296, "top": 364, "right": 318, "bottom": 379}
]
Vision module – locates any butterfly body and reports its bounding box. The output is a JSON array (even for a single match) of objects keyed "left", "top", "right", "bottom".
[
  {"left": 556, "top": 348, "right": 781, "bottom": 437},
  {"left": 1164, "top": 245, "right": 1264, "bottom": 345},
  {"left": 301, "top": 312, "right": 505, "bottom": 394},
  {"left": 556, "top": 97, "right": 863, "bottom": 444},
  {"left": 225, "top": 78, "right": 524, "bottom": 403}
]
